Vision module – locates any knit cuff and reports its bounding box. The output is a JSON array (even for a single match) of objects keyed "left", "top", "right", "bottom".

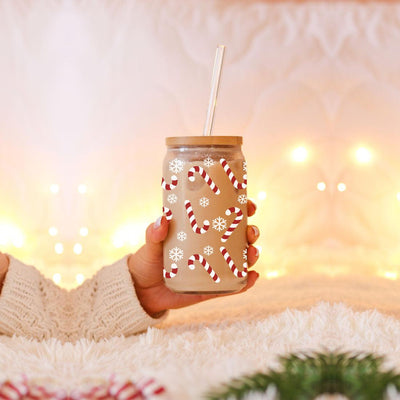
[
  {"left": 0, "top": 256, "right": 55, "bottom": 340},
  {"left": 82, "top": 256, "right": 168, "bottom": 341}
]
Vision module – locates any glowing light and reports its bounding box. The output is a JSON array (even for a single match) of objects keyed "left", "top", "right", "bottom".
[
  {"left": 356, "top": 147, "right": 372, "bottom": 163},
  {"left": 397, "top": 192, "right": 400, "bottom": 201},
  {"left": 337, "top": 183, "right": 346, "bottom": 192},
  {"left": 78, "top": 184, "right": 87, "bottom": 194},
  {"left": 52, "top": 273, "right": 61, "bottom": 284},
  {"left": 317, "top": 182, "right": 326, "bottom": 191},
  {"left": 75, "top": 273, "right": 85, "bottom": 285},
  {"left": 48, "top": 227, "right": 58, "bottom": 237},
  {"left": 257, "top": 191, "right": 267, "bottom": 201},
  {"left": 50, "top": 184, "right": 60, "bottom": 194},
  {"left": 79, "top": 227, "right": 89, "bottom": 237},
  {"left": 112, "top": 222, "right": 148, "bottom": 249},
  {"left": 55, "top": 243, "right": 64, "bottom": 254},
  {"left": 265, "top": 270, "right": 279, "bottom": 279},
  {"left": 291, "top": 146, "right": 308, "bottom": 162},
  {"left": 0, "top": 223, "right": 25, "bottom": 248},
  {"left": 384, "top": 271, "right": 398, "bottom": 280},
  {"left": 73, "top": 243, "right": 83, "bottom": 255}
]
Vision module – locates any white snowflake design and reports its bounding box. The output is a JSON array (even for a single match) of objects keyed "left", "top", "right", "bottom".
[
  {"left": 243, "top": 161, "right": 247, "bottom": 172},
  {"left": 199, "top": 197, "right": 210, "bottom": 208},
  {"left": 169, "top": 247, "right": 184, "bottom": 262},
  {"left": 203, "top": 245, "right": 214, "bottom": 256},
  {"left": 212, "top": 216, "right": 227, "bottom": 232},
  {"left": 177, "top": 231, "right": 187, "bottom": 242},
  {"left": 203, "top": 156, "right": 215, "bottom": 167},
  {"left": 169, "top": 158, "right": 184, "bottom": 174},
  {"left": 238, "top": 194, "right": 247, "bottom": 205},
  {"left": 243, "top": 248, "right": 248, "bottom": 261},
  {"left": 167, "top": 194, "right": 178, "bottom": 204}
]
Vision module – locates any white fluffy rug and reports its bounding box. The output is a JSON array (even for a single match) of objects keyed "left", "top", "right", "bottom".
[{"left": 1, "top": 276, "right": 400, "bottom": 399}]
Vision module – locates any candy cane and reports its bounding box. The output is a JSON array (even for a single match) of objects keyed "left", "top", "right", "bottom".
[
  {"left": 221, "top": 207, "right": 243, "bottom": 242},
  {"left": 163, "top": 263, "right": 178, "bottom": 279},
  {"left": 162, "top": 206, "right": 173, "bottom": 221},
  {"left": 184, "top": 200, "right": 210, "bottom": 234},
  {"left": 220, "top": 247, "right": 248, "bottom": 278},
  {"left": 188, "top": 254, "right": 220, "bottom": 283},
  {"left": 161, "top": 175, "right": 178, "bottom": 190},
  {"left": 220, "top": 158, "right": 247, "bottom": 189},
  {"left": 188, "top": 166, "right": 220, "bottom": 195}
]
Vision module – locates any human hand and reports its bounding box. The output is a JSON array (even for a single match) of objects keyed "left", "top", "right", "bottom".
[
  {"left": 128, "top": 200, "right": 260, "bottom": 317},
  {"left": 0, "top": 252, "right": 9, "bottom": 294}
]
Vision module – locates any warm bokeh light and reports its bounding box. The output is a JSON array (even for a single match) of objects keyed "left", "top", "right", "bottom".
[
  {"left": 79, "top": 227, "right": 89, "bottom": 237},
  {"left": 337, "top": 183, "right": 346, "bottom": 192},
  {"left": 48, "top": 227, "right": 58, "bottom": 237},
  {"left": 76, "top": 273, "right": 85, "bottom": 285},
  {"left": 52, "top": 273, "right": 61, "bottom": 285},
  {"left": 78, "top": 184, "right": 87, "bottom": 194},
  {"left": 383, "top": 271, "right": 398, "bottom": 280},
  {"left": 257, "top": 191, "right": 267, "bottom": 201},
  {"left": 111, "top": 222, "right": 148, "bottom": 249},
  {"left": 355, "top": 147, "right": 372, "bottom": 163},
  {"left": 0, "top": 222, "right": 25, "bottom": 248},
  {"left": 317, "top": 182, "right": 326, "bottom": 191},
  {"left": 397, "top": 192, "right": 400, "bottom": 201},
  {"left": 265, "top": 270, "right": 279, "bottom": 279},
  {"left": 291, "top": 146, "right": 308, "bottom": 162},
  {"left": 50, "top": 184, "right": 60, "bottom": 194},
  {"left": 73, "top": 243, "right": 83, "bottom": 255},
  {"left": 55, "top": 243, "right": 64, "bottom": 254}
]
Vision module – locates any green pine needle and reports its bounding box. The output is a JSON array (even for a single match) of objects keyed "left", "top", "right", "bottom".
[{"left": 205, "top": 351, "right": 400, "bottom": 400}]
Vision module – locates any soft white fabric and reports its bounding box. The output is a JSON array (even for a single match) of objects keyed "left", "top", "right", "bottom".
[{"left": 0, "top": 256, "right": 165, "bottom": 343}]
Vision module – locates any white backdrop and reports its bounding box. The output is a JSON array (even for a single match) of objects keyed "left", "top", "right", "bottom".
[{"left": 0, "top": 0, "right": 400, "bottom": 286}]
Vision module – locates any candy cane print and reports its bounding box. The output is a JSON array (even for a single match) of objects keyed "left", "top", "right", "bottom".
[
  {"left": 188, "top": 166, "right": 220, "bottom": 194},
  {"left": 221, "top": 207, "right": 243, "bottom": 242},
  {"left": 220, "top": 247, "right": 248, "bottom": 278},
  {"left": 220, "top": 158, "right": 247, "bottom": 189},
  {"left": 162, "top": 206, "right": 173, "bottom": 221},
  {"left": 188, "top": 254, "right": 220, "bottom": 283},
  {"left": 184, "top": 200, "right": 210, "bottom": 234},
  {"left": 163, "top": 263, "right": 178, "bottom": 279},
  {"left": 161, "top": 175, "right": 178, "bottom": 190}
]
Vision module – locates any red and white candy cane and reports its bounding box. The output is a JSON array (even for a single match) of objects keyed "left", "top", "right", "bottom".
[
  {"left": 188, "top": 166, "right": 220, "bottom": 195},
  {"left": 161, "top": 175, "right": 178, "bottom": 190},
  {"left": 184, "top": 200, "right": 210, "bottom": 234},
  {"left": 188, "top": 254, "right": 220, "bottom": 283},
  {"left": 220, "top": 158, "right": 247, "bottom": 189},
  {"left": 163, "top": 263, "right": 178, "bottom": 279},
  {"left": 221, "top": 207, "right": 243, "bottom": 242},
  {"left": 220, "top": 247, "right": 248, "bottom": 278},
  {"left": 162, "top": 206, "right": 173, "bottom": 221}
]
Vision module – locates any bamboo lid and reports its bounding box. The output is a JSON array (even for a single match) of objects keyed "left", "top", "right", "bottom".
[{"left": 166, "top": 136, "right": 242, "bottom": 146}]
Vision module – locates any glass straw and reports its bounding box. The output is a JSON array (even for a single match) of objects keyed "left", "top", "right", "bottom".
[{"left": 203, "top": 45, "right": 225, "bottom": 136}]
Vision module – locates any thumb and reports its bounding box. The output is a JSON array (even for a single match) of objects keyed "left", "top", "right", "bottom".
[{"left": 143, "top": 216, "right": 169, "bottom": 260}]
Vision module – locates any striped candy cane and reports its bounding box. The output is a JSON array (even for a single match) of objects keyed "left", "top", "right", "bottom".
[
  {"left": 221, "top": 207, "right": 243, "bottom": 242},
  {"left": 220, "top": 247, "right": 248, "bottom": 278},
  {"left": 163, "top": 263, "right": 178, "bottom": 279},
  {"left": 188, "top": 254, "right": 220, "bottom": 283},
  {"left": 161, "top": 175, "right": 178, "bottom": 190},
  {"left": 220, "top": 158, "right": 247, "bottom": 189},
  {"left": 184, "top": 200, "right": 210, "bottom": 234},
  {"left": 162, "top": 206, "right": 173, "bottom": 221},
  {"left": 188, "top": 166, "right": 220, "bottom": 194}
]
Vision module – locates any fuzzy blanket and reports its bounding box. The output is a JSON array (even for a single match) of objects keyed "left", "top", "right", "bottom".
[{"left": 1, "top": 275, "right": 400, "bottom": 399}]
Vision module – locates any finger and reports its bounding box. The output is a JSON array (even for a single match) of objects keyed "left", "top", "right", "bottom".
[
  {"left": 246, "top": 225, "right": 260, "bottom": 245},
  {"left": 143, "top": 216, "right": 169, "bottom": 260},
  {"left": 247, "top": 245, "right": 259, "bottom": 267},
  {"left": 247, "top": 199, "right": 257, "bottom": 217}
]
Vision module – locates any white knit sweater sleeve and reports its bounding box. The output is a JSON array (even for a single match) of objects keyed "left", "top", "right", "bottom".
[{"left": 0, "top": 256, "right": 166, "bottom": 343}]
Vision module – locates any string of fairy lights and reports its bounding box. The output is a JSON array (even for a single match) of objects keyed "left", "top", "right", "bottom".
[{"left": 0, "top": 145, "right": 398, "bottom": 286}]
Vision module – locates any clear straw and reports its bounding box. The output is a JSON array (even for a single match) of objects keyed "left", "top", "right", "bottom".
[{"left": 203, "top": 45, "right": 225, "bottom": 136}]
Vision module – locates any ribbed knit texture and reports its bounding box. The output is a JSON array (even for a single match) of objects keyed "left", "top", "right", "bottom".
[{"left": 0, "top": 256, "right": 165, "bottom": 343}]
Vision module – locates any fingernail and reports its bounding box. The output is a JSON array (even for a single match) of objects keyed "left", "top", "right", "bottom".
[
  {"left": 251, "top": 226, "right": 259, "bottom": 237},
  {"left": 255, "top": 246, "right": 260, "bottom": 258},
  {"left": 256, "top": 272, "right": 260, "bottom": 280},
  {"left": 154, "top": 216, "right": 163, "bottom": 229}
]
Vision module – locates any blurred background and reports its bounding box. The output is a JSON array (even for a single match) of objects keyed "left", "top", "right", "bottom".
[{"left": 0, "top": 0, "right": 399, "bottom": 288}]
